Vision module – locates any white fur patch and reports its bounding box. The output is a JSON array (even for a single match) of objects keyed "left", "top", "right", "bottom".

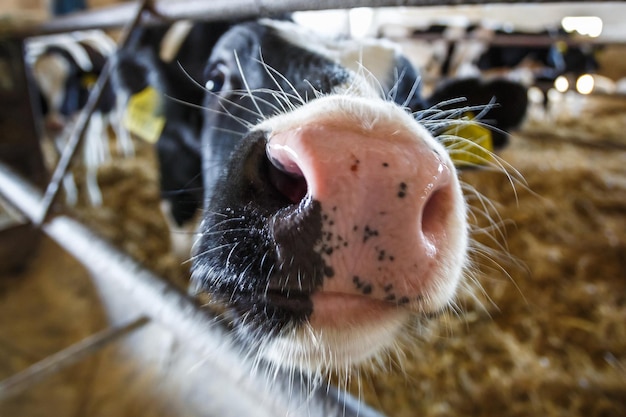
[
  {"left": 261, "top": 310, "right": 409, "bottom": 372},
  {"left": 160, "top": 20, "right": 195, "bottom": 63},
  {"left": 26, "top": 31, "right": 113, "bottom": 72},
  {"left": 260, "top": 19, "right": 400, "bottom": 94},
  {"left": 33, "top": 54, "right": 70, "bottom": 113}
]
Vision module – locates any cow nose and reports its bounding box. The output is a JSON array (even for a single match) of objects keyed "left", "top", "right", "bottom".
[
  {"left": 265, "top": 122, "right": 454, "bottom": 259},
  {"left": 261, "top": 97, "right": 465, "bottom": 309}
]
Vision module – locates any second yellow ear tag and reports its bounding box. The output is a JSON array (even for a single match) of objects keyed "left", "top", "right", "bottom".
[
  {"left": 80, "top": 73, "right": 98, "bottom": 89},
  {"left": 122, "top": 86, "right": 166, "bottom": 144},
  {"left": 444, "top": 113, "right": 494, "bottom": 167}
]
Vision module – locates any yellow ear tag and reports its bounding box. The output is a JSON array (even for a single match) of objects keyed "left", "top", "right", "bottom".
[
  {"left": 80, "top": 73, "right": 98, "bottom": 89},
  {"left": 122, "top": 86, "right": 166, "bottom": 144},
  {"left": 445, "top": 112, "right": 494, "bottom": 167}
]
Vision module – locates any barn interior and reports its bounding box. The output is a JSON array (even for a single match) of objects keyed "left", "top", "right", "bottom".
[{"left": 0, "top": 1, "right": 625, "bottom": 417}]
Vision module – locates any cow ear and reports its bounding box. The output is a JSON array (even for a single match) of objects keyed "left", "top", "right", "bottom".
[
  {"left": 425, "top": 77, "right": 528, "bottom": 149},
  {"left": 477, "top": 78, "right": 529, "bottom": 133}
]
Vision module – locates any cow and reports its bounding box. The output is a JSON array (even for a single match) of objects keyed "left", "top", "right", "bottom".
[
  {"left": 112, "top": 21, "right": 231, "bottom": 227},
  {"left": 471, "top": 26, "right": 601, "bottom": 106},
  {"left": 27, "top": 30, "right": 131, "bottom": 206},
  {"left": 112, "top": 18, "right": 528, "bottom": 380}
]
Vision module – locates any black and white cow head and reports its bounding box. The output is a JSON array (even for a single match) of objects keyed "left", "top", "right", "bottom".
[
  {"left": 192, "top": 19, "right": 470, "bottom": 373},
  {"left": 116, "top": 18, "right": 527, "bottom": 376},
  {"left": 28, "top": 32, "right": 116, "bottom": 132}
]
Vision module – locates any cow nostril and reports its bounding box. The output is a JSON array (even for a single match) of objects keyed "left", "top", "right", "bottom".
[
  {"left": 420, "top": 186, "right": 449, "bottom": 250},
  {"left": 266, "top": 144, "right": 308, "bottom": 204}
]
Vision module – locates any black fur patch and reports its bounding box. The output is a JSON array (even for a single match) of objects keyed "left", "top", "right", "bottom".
[{"left": 192, "top": 131, "right": 331, "bottom": 333}]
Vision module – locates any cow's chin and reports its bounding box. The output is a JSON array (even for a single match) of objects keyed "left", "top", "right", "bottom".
[{"left": 259, "top": 296, "right": 410, "bottom": 373}]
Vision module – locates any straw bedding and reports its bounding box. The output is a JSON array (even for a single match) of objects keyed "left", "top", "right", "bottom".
[{"left": 75, "top": 93, "right": 626, "bottom": 416}]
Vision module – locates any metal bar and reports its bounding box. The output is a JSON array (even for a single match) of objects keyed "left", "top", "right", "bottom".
[
  {"left": 0, "top": 160, "right": 385, "bottom": 417},
  {"left": 36, "top": 0, "right": 152, "bottom": 225},
  {"left": 402, "top": 32, "right": 618, "bottom": 46},
  {"left": 0, "top": 317, "right": 150, "bottom": 400},
  {"left": 404, "top": 32, "right": 597, "bottom": 46},
  {"left": 9, "top": 0, "right": 614, "bottom": 37}
]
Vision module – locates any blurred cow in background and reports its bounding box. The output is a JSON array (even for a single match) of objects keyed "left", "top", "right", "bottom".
[
  {"left": 26, "top": 30, "right": 131, "bottom": 206},
  {"left": 403, "top": 21, "right": 602, "bottom": 122}
]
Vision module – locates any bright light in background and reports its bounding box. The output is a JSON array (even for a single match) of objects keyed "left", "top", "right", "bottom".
[
  {"left": 547, "top": 88, "right": 563, "bottom": 104},
  {"left": 292, "top": 10, "right": 349, "bottom": 36},
  {"left": 554, "top": 75, "right": 570, "bottom": 93},
  {"left": 527, "top": 86, "right": 545, "bottom": 104},
  {"left": 576, "top": 74, "right": 595, "bottom": 94},
  {"left": 292, "top": 8, "right": 375, "bottom": 38},
  {"left": 561, "top": 16, "right": 603, "bottom": 38},
  {"left": 349, "top": 7, "right": 374, "bottom": 38}
]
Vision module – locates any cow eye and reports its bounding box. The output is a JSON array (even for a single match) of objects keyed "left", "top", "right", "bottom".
[{"left": 205, "top": 62, "right": 229, "bottom": 93}]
